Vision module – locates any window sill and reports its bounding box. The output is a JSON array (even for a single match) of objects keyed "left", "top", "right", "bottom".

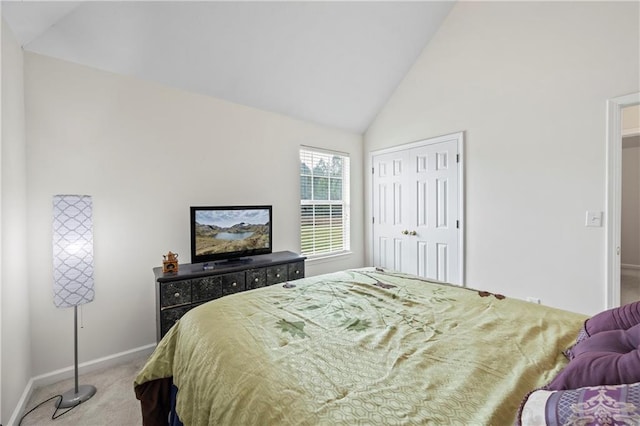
[{"left": 304, "top": 251, "right": 353, "bottom": 264}]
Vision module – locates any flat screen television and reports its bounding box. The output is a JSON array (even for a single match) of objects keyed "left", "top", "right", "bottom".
[{"left": 190, "top": 205, "right": 272, "bottom": 265}]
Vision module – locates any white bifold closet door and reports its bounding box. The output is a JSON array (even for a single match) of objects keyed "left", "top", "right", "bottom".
[{"left": 372, "top": 134, "right": 462, "bottom": 285}]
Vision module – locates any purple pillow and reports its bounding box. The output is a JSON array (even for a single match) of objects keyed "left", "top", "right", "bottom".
[
  {"left": 518, "top": 382, "right": 640, "bottom": 426},
  {"left": 565, "top": 300, "right": 640, "bottom": 359},
  {"left": 585, "top": 300, "right": 640, "bottom": 336},
  {"left": 547, "top": 322, "right": 640, "bottom": 390}
]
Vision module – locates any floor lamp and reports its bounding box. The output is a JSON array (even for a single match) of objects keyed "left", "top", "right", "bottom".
[{"left": 52, "top": 194, "right": 97, "bottom": 408}]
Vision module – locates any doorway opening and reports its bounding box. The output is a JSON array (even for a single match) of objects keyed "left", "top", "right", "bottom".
[
  {"left": 606, "top": 93, "right": 640, "bottom": 309},
  {"left": 620, "top": 105, "right": 640, "bottom": 305}
]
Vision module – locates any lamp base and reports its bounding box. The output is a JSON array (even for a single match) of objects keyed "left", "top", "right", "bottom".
[{"left": 58, "top": 384, "right": 97, "bottom": 408}]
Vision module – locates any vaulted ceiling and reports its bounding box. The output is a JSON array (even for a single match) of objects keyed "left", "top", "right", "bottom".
[{"left": 1, "top": 1, "right": 454, "bottom": 133}]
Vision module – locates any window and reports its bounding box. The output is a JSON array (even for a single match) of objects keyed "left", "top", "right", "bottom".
[{"left": 300, "top": 147, "right": 350, "bottom": 257}]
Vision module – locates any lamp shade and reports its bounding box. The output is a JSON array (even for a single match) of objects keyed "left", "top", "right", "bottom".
[{"left": 52, "top": 195, "right": 94, "bottom": 308}]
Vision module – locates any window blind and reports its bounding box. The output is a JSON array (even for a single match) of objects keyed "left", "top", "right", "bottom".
[{"left": 300, "top": 148, "right": 350, "bottom": 257}]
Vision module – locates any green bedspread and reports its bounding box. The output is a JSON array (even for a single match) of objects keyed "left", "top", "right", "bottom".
[{"left": 135, "top": 268, "right": 586, "bottom": 425}]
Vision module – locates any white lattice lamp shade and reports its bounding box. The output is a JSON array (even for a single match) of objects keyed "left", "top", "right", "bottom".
[{"left": 52, "top": 195, "right": 95, "bottom": 308}]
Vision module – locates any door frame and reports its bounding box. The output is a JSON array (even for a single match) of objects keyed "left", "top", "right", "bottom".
[
  {"left": 369, "top": 131, "right": 465, "bottom": 285},
  {"left": 606, "top": 92, "right": 640, "bottom": 309}
]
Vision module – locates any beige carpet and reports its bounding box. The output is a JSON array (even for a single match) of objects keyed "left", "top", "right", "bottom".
[{"left": 18, "top": 355, "right": 146, "bottom": 426}]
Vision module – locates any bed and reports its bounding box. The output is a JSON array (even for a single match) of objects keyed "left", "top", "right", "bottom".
[{"left": 134, "top": 267, "right": 640, "bottom": 425}]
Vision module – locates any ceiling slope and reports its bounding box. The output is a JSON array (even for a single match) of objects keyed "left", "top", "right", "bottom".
[{"left": 1, "top": 1, "right": 454, "bottom": 133}]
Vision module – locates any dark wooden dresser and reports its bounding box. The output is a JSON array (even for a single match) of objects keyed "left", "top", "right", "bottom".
[{"left": 153, "top": 250, "right": 305, "bottom": 341}]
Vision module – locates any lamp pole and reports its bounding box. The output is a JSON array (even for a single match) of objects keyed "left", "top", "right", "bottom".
[{"left": 58, "top": 306, "right": 96, "bottom": 408}]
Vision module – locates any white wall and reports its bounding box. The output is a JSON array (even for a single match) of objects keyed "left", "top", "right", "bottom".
[
  {"left": 623, "top": 105, "right": 640, "bottom": 135},
  {"left": 24, "top": 53, "right": 363, "bottom": 376},
  {"left": 364, "top": 1, "right": 640, "bottom": 315},
  {"left": 622, "top": 136, "right": 640, "bottom": 267},
  {"left": 1, "top": 18, "right": 30, "bottom": 426}
]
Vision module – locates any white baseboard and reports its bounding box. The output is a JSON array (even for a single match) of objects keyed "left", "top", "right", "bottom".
[
  {"left": 31, "top": 343, "right": 156, "bottom": 388},
  {"left": 7, "top": 343, "right": 156, "bottom": 426},
  {"left": 7, "top": 377, "right": 36, "bottom": 426},
  {"left": 622, "top": 264, "right": 640, "bottom": 271}
]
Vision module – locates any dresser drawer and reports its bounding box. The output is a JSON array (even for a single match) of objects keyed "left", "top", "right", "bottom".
[
  {"left": 266, "top": 265, "right": 288, "bottom": 285},
  {"left": 246, "top": 268, "right": 267, "bottom": 290},
  {"left": 192, "top": 276, "right": 221, "bottom": 303},
  {"left": 221, "top": 272, "right": 245, "bottom": 296},
  {"left": 155, "top": 252, "right": 305, "bottom": 342},
  {"left": 288, "top": 261, "right": 305, "bottom": 280},
  {"left": 160, "top": 305, "right": 192, "bottom": 337},
  {"left": 160, "top": 280, "right": 192, "bottom": 308}
]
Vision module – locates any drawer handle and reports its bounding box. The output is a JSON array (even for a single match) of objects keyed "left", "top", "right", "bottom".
[
  {"left": 295, "top": 270, "right": 300, "bottom": 274},
  {"left": 276, "top": 273, "right": 280, "bottom": 278},
  {"left": 255, "top": 278, "right": 259, "bottom": 282},
  {"left": 232, "top": 282, "right": 237, "bottom": 287},
  {"left": 174, "top": 292, "right": 180, "bottom": 298}
]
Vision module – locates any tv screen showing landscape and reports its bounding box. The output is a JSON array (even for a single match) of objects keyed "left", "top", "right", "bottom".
[{"left": 191, "top": 206, "right": 272, "bottom": 263}]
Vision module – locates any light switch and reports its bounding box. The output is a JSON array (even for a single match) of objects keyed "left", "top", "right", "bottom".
[{"left": 585, "top": 211, "right": 603, "bottom": 227}]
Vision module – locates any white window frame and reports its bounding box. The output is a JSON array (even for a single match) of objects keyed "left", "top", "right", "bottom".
[{"left": 299, "top": 146, "right": 351, "bottom": 258}]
